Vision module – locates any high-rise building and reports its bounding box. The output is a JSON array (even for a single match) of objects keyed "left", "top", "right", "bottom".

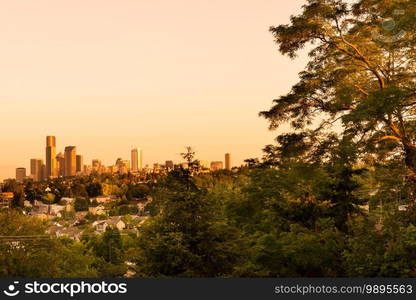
[
  {"left": 30, "top": 159, "right": 37, "bottom": 179},
  {"left": 131, "top": 148, "right": 138, "bottom": 172},
  {"left": 139, "top": 148, "right": 143, "bottom": 170},
  {"left": 30, "top": 158, "right": 43, "bottom": 182},
  {"left": 64, "top": 146, "right": 77, "bottom": 177},
  {"left": 56, "top": 153, "right": 65, "bottom": 177},
  {"left": 131, "top": 148, "right": 143, "bottom": 171},
  {"left": 225, "top": 153, "right": 231, "bottom": 170},
  {"left": 116, "top": 158, "right": 130, "bottom": 174},
  {"left": 76, "top": 155, "right": 83, "bottom": 174},
  {"left": 41, "top": 164, "right": 46, "bottom": 181},
  {"left": 46, "top": 136, "right": 57, "bottom": 178},
  {"left": 92, "top": 159, "right": 102, "bottom": 173},
  {"left": 210, "top": 161, "right": 223, "bottom": 171},
  {"left": 16, "top": 168, "right": 26, "bottom": 183}
]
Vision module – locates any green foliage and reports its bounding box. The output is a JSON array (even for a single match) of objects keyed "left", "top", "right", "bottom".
[
  {"left": 74, "top": 197, "right": 90, "bottom": 212},
  {"left": 136, "top": 169, "right": 244, "bottom": 277},
  {"left": 0, "top": 211, "right": 97, "bottom": 277},
  {"left": 86, "top": 182, "right": 103, "bottom": 198},
  {"left": 42, "top": 193, "right": 55, "bottom": 205},
  {"left": 131, "top": 184, "right": 150, "bottom": 198},
  {"left": 109, "top": 205, "right": 138, "bottom": 216},
  {"left": 261, "top": 0, "right": 416, "bottom": 180}
]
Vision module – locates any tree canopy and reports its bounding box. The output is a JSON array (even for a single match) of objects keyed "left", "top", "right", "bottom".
[{"left": 261, "top": 0, "right": 416, "bottom": 184}]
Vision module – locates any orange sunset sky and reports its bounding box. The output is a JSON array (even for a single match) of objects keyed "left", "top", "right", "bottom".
[{"left": 0, "top": 0, "right": 309, "bottom": 180}]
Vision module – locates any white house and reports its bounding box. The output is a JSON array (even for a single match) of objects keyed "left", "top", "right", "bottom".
[
  {"left": 49, "top": 204, "right": 66, "bottom": 215},
  {"left": 88, "top": 205, "right": 107, "bottom": 215},
  {"left": 61, "top": 197, "right": 75, "bottom": 205},
  {"left": 92, "top": 217, "right": 126, "bottom": 233},
  {"left": 94, "top": 196, "right": 112, "bottom": 204}
]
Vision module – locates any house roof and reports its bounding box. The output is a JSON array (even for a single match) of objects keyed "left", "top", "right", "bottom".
[
  {"left": 93, "top": 216, "right": 125, "bottom": 227},
  {"left": 56, "top": 227, "right": 83, "bottom": 237}
]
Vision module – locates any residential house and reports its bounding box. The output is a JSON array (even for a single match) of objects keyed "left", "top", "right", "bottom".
[
  {"left": 88, "top": 205, "right": 107, "bottom": 215},
  {"left": 92, "top": 217, "right": 126, "bottom": 233},
  {"left": 94, "top": 196, "right": 113, "bottom": 204},
  {"left": 55, "top": 227, "right": 83, "bottom": 241}
]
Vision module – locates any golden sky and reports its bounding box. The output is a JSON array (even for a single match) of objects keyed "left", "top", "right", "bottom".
[{"left": 0, "top": 0, "right": 308, "bottom": 180}]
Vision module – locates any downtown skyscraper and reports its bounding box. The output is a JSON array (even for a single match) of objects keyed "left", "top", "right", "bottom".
[
  {"left": 16, "top": 167, "right": 26, "bottom": 183},
  {"left": 131, "top": 148, "right": 142, "bottom": 172},
  {"left": 76, "top": 155, "right": 83, "bottom": 174},
  {"left": 30, "top": 158, "right": 44, "bottom": 182},
  {"left": 64, "top": 146, "right": 77, "bottom": 177},
  {"left": 45, "top": 136, "right": 57, "bottom": 178}
]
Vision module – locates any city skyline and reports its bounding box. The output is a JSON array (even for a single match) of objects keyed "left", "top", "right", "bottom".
[
  {"left": 10, "top": 136, "right": 235, "bottom": 182},
  {"left": 0, "top": 0, "right": 308, "bottom": 181}
]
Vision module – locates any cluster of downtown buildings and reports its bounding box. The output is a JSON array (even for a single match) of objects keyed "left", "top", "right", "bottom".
[{"left": 14, "top": 136, "right": 232, "bottom": 183}]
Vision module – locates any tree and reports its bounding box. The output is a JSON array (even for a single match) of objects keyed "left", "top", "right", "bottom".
[
  {"left": 128, "top": 184, "right": 150, "bottom": 199},
  {"left": 136, "top": 169, "right": 244, "bottom": 277},
  {"left": 12, "top": 186, "right": 25, "bottom": 208},
  {"left": 261, "top": 0, "right": 416, "bottom": 186},
  {"left": 42, "top": 193, "right": 55, "bottom": 205},
  {"left": 97, "top": 227, "right": 124, "bottom": 264},
  {"left": 71, "top": 182, "right": 88, "bottom": 198},
  {"left": 180, "top": 146, "right": 200, "bottom": 172},
  {"left": 74, "top": 198, "right": 90, "bottom": 212},
  {"left": 86, "top": 182, "right": 103, "bottom": 198},
  {"left": 0, "top": 210, "right": 97, "bottom": 277},
  {"left": 180, "top": 146, "right": 195, "bottom": 164},
  {"left": 24, "top": 181, "right": 43, "bottom": 203}
]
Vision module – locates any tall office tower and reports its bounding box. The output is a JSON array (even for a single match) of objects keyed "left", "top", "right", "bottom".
[
  {"left": 41, "top": 164, "right": 46, "bottom": 181},
  {"left": 131, "top": 148, "right": 138, "bottom": 172},
  {"left": 46, "top": 136, "right": 57, "bottom": 178},
  {"left": 225, "top": 153, "right": 231, "bottom": 170},
  {"left": 64, "top": 146, "right": 77, "bottom": 177},
  {"left": 76, "top": 155, "right": 83, "bottom": 173},
  {"left": 16, "top": 168, "right": 26, "bottom": 183},
  {"left": 36, "top": 159, "right": 43, "bottom": 181},
  {"left": 138, "top": 148, "right": 143, "bottom": 170},
  {"left": 30, "top": 159, "right": 43, "bottom": 181},
  {"left": 30, "top": 159, "right": 38, "bottom": 181},
  {"left": 56, "top": 153, "right": 65, "bottom": 177}
]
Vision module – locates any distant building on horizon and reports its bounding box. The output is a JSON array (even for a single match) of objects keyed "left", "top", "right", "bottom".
[
  {"left": 64, "top": 146, "right": 77, "bottom": 177},
  {"left": 199, "top": 160, "right": 210, "bottom": 170},
  {"left": 116, "top": 158, "right": 130, "bottom": 174},
  {"left": 76, "top": 155, "right": 83, "bottom": 174},
  {"left": 131, "top": 148, "right": 143, "bottom": 172},
  {"left": 131, "top": 148, "right": 138, "bottom": 172},
  {"left": 56, "top": 152, "right": 65, "bottom": 177},
  {"left": 225, "top": 153, "right": 231, "bottom": 170},
  {"left": 92, "top": 159, "right": 102, "bottom": 173},
  {"left": 41, "top": 164, "right": 46, "bottom": 181},
  {"left": 30, "top": 158, "right": 43, "bottom": 182},
  {"left": 165, "top": 160, "right": 174, "bottom": 170},
  {"left": 46, "top": 136, "right": 57, "bottom": 178},
  {"left": 153, "top": 163, "right": 160, "bottom": 172},
  {"left": 210, "top": 161, "right": 223, "bottom": 171},
  {"left": 16, "top": 167, "right": 26, "bottom": 183}
]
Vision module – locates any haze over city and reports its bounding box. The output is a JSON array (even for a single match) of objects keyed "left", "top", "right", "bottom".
[{"left": 0, "top": 0, "right": 309, "bottom": 181}]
